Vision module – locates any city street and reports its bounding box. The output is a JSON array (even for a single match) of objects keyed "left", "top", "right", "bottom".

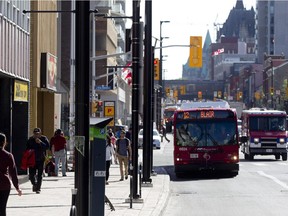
[
  {"left": 153, "top": 133, "right": 288, "bottom": 216},
  {"left": 6, "top": 133, "right": 288, "bottom": 216}
]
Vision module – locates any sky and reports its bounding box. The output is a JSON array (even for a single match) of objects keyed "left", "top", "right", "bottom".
[{"left": 126, "top": 0, "right": 256, "bottom": 80}]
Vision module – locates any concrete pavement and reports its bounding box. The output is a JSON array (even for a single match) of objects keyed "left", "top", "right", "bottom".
[{"left": 7, "top": 159, "right": 170, "bottom": 216}]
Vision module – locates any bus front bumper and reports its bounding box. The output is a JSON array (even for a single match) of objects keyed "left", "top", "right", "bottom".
[{"left": 174, "top": 163, "right": 239, "bottom": 173}]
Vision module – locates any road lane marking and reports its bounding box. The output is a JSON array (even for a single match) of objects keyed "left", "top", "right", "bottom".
[
  {"left": 253, "top": 163, "right": 266, "bottom": 166},
  {"left": 257, "top": 171, "right": 288, "bottom": 189},
  {"left": 277, "top": 162, "right": 288, "bottom": 166}
]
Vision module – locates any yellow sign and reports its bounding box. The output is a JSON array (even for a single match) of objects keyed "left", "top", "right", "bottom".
[
  {"left": 104, "top": 106, "right": 115, "bottom": 116},
  {"left": 14, "top": 80, "right": 28, "bottom": 102},
  {"left": 189, "top": 36, "right": 202, "bottom": 68},
  {"left": 104, "top": 101, "right": 115, "bottom": 127}
]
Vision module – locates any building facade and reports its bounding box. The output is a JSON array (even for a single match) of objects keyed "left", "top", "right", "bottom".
[
  {"left": 255, "top": 0, "right": 288, "bottom": 63},
  {"left": 30, "top": 1, "right": 60, "bottom": 141},
  {"left": 0, "top": 0, "right": 30, "bottom": 172}
]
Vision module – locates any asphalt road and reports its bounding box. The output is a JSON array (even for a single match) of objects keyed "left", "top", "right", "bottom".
[{"left": 152, "top": 133, "right": 288, "bottom": 216}]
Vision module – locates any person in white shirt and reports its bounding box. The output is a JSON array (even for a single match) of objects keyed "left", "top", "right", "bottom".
[{"left": 105, "top": 135, "right": 115, "bottom": 185}]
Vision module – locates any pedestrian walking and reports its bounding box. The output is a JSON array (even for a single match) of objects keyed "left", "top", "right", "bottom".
[
  {"left": 105, "top": 135, "right": 115, "bottom": 185},
  {"left": 115, "top": 130, "right": 132, "bottom": 181},
  {"left": 107, "top": 129, "right": 118, "bottom": 164},
  {"left": 0, "top": 133, "right": 22, "bottom": 216},
  {"left": 162, "top": 120, "right": 170, "bottom": 142},
  {"left": 26, "top": 128, "right": 50, "bottom": 194},
  {"left": 50, "top": 129, "right": 67, "bottom": 177}
]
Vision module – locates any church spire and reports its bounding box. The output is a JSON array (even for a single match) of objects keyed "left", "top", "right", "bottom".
[{"left": 235, "top": 0, "right": 244, "bottom": 10}]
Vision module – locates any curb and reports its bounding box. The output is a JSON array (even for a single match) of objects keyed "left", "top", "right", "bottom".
[{"left": 151, "top": 167, "right": 170, "bottom": 216}]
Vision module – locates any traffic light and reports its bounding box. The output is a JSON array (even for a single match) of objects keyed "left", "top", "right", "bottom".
[
  {"left": 217, "top": 91, "right": 222, "bottom": 98},
  {"left": 154, "top": 58, "right": 160, "bottom": 80},
  {"left": 180, "top": 85, "right": 186, "bottom": 95},
  {"left": 173, "top": 90, "right": 178, "bottom": 97},
  {"left": 270, "top": 87, "right": 274, "bottom": 96},
  {"left": 237, "top": 92, "right": 243, "bottom": 101},
  {"left": 239, "top": 92, "right": 243, "bottom": 99},
  {"left": 165, "top": 87, "right": 170, "bottom": 96},
  {"left": 97, "top": 101, "right": 103, "bottom": 111},
  {"left": 189, "top": 36, "right": 202, "bottom": 68},
  {"left": 91, "top": 101, "right": 98, "bottom": 113},
  {"left": 198, "top": 91, "right": 202, "bottom": 99}
]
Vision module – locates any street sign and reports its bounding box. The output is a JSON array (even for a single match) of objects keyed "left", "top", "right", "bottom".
[{"left": 104, "top": 101, "right": 115, "bottom": 127}]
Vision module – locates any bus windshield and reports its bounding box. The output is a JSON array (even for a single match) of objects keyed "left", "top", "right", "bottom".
[
  {"left": 249, "top": 116, "right": 286, "bottom": 131},
  {"left": 176, "top": 121, "right": 237, "bottom": 147}
]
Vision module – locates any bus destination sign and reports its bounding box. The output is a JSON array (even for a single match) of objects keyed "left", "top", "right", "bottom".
[{"left": 177, "top": 110, "right": 234, "bottom": 120}]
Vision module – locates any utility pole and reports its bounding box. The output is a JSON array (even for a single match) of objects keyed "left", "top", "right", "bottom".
[
  {"left": 142, "top": 0, "right": 152, "bottom": 183},
  {"left": 131, "top": 0, "right": 141, "bottom": 199},
  {"left": 75, "top": 1, "right": 90, "bottom": 215}
]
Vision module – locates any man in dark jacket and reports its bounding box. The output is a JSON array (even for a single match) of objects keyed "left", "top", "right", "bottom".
[{"left": 26, "top": 128, "right": 49, "bottom": 194}]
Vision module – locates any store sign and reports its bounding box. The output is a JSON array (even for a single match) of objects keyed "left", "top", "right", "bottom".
[
  {"left": 14, "top": 80, "right": 28, "bottom": 102},
  {"left": 40, "top": 52, "right": 57, "bottom": 91}
]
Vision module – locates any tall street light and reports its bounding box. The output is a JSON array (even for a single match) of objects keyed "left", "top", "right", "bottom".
[
  {"left": 158, "top": 20, "right": 169, "bottom": 131},
  {"left": 159, "top": 20, "right": 170, "bottom": 98}
]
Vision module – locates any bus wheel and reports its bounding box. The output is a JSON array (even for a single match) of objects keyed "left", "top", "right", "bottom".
[
  {"left": 175, "top": 173, "right": 184, "bottom": 178},
  {"left": 275, "top": 154, "right": 281, "bottom": 160},
  {"left": 282, "top": 153, "right": 287, "bottom": 161}
]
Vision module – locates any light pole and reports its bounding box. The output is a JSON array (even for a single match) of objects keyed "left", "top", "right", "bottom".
[
  {"left": 158, "top": 20, "right": 169, "bottom": 131},
  {"left": 159, "top": 20, "right": 170, "bottom": 97}
]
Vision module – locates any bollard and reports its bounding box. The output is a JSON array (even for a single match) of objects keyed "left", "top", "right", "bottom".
[
  {"left": 70, "top": 188, "right": 78, "bottom": 216},
  {"left": 139, "top": 163, "right": 142, "bottom": 198},
  {"left": 130, "top": 175, "right": 133, "bottom": 208}
]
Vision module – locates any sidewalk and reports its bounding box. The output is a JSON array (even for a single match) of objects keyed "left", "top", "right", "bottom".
[{"left": 7, "top": 163, "right": 170, "bottom": 216}]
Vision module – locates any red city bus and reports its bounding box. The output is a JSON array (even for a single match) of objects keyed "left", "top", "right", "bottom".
[{"left": 173, "top": 108, "right": 239, "bottom": 177}]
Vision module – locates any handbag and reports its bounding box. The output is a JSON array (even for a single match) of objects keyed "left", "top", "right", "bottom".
[{"left": 21, "top": 149, "right": 36, "bottom": 170}]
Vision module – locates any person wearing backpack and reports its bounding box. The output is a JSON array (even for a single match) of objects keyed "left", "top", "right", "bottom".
[{"left": 116, "top": 130, "right": 132, "bottom": 181}]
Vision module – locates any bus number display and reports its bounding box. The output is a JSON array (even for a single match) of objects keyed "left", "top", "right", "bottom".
[{"left": 184, "top": 112, "right": 190, "bottom": 119}]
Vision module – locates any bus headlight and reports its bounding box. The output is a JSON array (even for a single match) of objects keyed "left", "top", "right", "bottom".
[
  {"left": 254, "top": 138, "right": 259, "bottom": 144},
  {"left": 279, "top": 138, "right": 285, "bottom": 144},
  {"left": 232, "top": 155, "right": 238, "bottom": 161}
]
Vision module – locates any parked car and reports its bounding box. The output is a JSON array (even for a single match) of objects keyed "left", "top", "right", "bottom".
[{"left": 138, "top": 129, "right": 161, "bottom": 149}]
